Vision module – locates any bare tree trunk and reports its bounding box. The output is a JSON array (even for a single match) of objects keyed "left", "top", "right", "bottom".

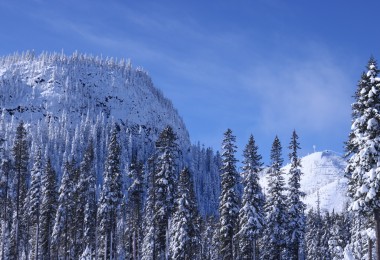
[{"left": 369, "top": 238, "right": 372, "bottom": 260}]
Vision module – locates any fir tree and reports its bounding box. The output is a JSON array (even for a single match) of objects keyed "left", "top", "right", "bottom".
[
  {"left": 236, "top": 134, "right": 265, "bottom": 260},
  {"left": 80, "top": 140, "right": 97, "bottom": 259},
  {"left": 345, "top": 57, "right": 380, "bottom": 258},
  {"left": 0, "top": 137, "right": 12, "bottom": 260},
  {"left": 218, "top": 129, "right": 240, "bottom": 260},
  {"left": 39, "top": 158, "right": 57, "bottom": 260},
  {"left": 261, "top": 136, "right": 287, "bottom": 260},
  {"left": 200, "top": 216, "right": 217, "bottom": 260},
  {"left": 169, "top": 167, "right": 200, "bottom": 259},
  {"left": 126, "top": 159, "right": 144, "bottom": 260},
  {"left": 286, "top": 130, "right": 306, "bottom": 259},
  {"left": 97, "top": 127, "right": 122, "bottom": 259},
  {"left": 10, "top": 121, "right": 29, "bottom": 260},
  {"left": 305, "top": 208, "right": 323, "bottom": 260},
  {"left": 153, "top": 126, "right": 179, "bottom": 259},
  {"left": 50, "top": 159, "right": 78, "bottom": 259},
  {"left": 328, "top": 213, "right": 345, "bottom": 260},
  {"left": 25, "top": 147, "right": 43, "bottom": 260},
  {"left": 141, "top": 156, "right": 157, "bottom": 260}
]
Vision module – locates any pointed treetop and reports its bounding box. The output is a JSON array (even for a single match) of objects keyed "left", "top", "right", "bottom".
[{"left": 270, "top": 135, "right": 283, "bottom": 169}]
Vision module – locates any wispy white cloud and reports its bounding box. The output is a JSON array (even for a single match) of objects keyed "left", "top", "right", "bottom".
[{"left": 239, "top": 44, "right": 353, "bottom": 135}]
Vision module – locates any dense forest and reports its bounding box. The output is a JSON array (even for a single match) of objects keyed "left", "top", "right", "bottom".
[{"left": 0, "top": 53, "right": 379, "bottom": 259}]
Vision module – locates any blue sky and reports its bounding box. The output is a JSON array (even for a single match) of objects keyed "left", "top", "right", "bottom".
[{"left": 1, "top": 0, "right": 380, "bottom": 164}]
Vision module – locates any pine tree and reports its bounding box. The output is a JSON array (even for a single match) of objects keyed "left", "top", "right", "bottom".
[
  {"left": 328, "top": 213, "right": 345, "bottom": 260},
  {"left": 10, "top": 121, "right": 29, "bottom": 260},
  {"left": 25, "top": 147, "right": 43, "bottom": 260},
  {"left": 236, "top": 134, "right": 265, "bottom": 260},
  {"left": 345, "top": 57, "right": 380, "bottom": 259},
  {"left": 39, "top": 157, "right": 57, "bottom": 260},
  {"left": 97, "top": 126, "right": 122, "bottom": 259},
  {"left": 0, "top": 136, "right": 12, "bottom": 260},
  {"left": 169, "top": 167, "right": 200, "bottom": 259},
  {"left": 261, "top": 136, "right": 287, "bottom": 260},
  {"left": 50, "top": 159, "right": 78, "bottom": 259},
  {"left": 200, "top": 216, "right": 217, "bottom": 260},
  {"left": 305, "top": 208, "right": 323, "bottom": 260},
  {"left": 218, "top": 129, "right": 240, "bottom": 260},
  {"left": 126, "top": 159, "right": 144, "bottom": 260},
  {"left": 141, "top": 156, "right": 157, "bottom": 260},
  {"left": 286, "top": 130, "right": 306, "bottom": 259},
  {"left": 80, "top": 140, "right": 97, "bottom": 259},
  {"left": 320, "top": 212, "right": 333, "bottom": 260},
  {"left": 153, "top": 126, "right": 179, "bottom": 259}
]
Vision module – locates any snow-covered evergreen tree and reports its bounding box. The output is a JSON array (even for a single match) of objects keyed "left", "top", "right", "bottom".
[
  {"left": 10, "top": 121, "right": 29, "bottom": 260},
  {"left": 0, "top": 127, "right": 12, "bottom": 260},
  {"left": 261, "top": 136, "right": 287, "bottom": 260},
  {"left": 39, "top": 157, "right": 57, "bottom": 260},
  {"left": 345, "top": 57, "right": 380, "bottom": 259},
  {"left": 169, "top": 167, "right": 200, "bottom": 259},
  {"left": 97, "top": 126, "right": 122, "bottom": 259},
  {"left": 126, "top": 159, "right": 144, "bottom": 260},
  {"left": 236, "top": 134, "right": 265, "bottom": 260},
  {"left": 80, "top": 140, "right": 97, "bottom": 259},
  {"left": 305, "top": 208, "right": 323, "bottom": 260},
  {"left": 286, "top": 130, "right": 306, "bottom": 259},
  {"left": 141, "top": 156, "right": 157, "bottom": 260},
  {"left": 50, "top": 159, "right": 78, "bottom": 259},
  {"left": 25, "top": 147, "right": 43, "bottom": 260},
  {"left": 328, "top": 213, "right": 345, "bottom": 260},
  {"left": 153, "top": 126, "right": 179, "bottom": 259},
  {"left": 218, "top": 129, "right": 240, "bottom": 260},
  {"left": 199, "top": 216, "right": 217, "bottom": 260}
]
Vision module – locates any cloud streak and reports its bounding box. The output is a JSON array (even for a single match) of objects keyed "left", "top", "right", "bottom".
[{"left": 239, "top": 46, "right": 352, "bottom": 135}]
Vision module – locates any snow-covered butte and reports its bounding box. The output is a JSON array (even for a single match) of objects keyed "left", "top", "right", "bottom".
[
  {"left": 0, "top": 51, "right": 190, "bottom": 180},
  {"left": 0, "top": 51, "right": 189, "bottom": 144},
  {"left": 260, "top": 150, "right": 349, "bottom": 213}
]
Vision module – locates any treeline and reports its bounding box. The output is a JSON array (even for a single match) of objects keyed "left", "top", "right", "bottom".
[{"left": 0, "top": 121, "right": 353, "bottom": 260}]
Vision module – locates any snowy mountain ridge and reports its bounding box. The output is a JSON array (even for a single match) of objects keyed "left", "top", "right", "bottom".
[
  {"left": 0, "top": 51, "right": 191, "bottom": 185},
  {"left": 0, "top": 51, "right": 189, "bottom": 144},
  {"left": 260, "top": 150, "right": 349, "bottom": 213}
]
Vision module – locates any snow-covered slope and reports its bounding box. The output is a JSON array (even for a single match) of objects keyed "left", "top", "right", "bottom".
[
  {"left": 0, "top": 52, "right": 190, "bottom": 182},
  {"left": 0, "top": 52, "right": 189, "bottom": 146},
  {"left": 260, "top": 150, "right": 349, "bottom": 213}
]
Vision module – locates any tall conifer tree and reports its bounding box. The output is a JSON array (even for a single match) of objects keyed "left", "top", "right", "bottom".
[
  {"left": 153, "top": 126, "right": 178, "bottom": 259},
  {"left": 261, "top": 136, "right": 287, "bottom": 260},
  {"left": 218, "top": 129, "right": 240, "bottom": 260},
  {"left": 97, "top": 127, "right": 122, "bottom": 259},
  {"left": 169, "top": 167, "right": 199, "bottom": 259},
  {"left": 286, "top": 130, "right": 306, "bottom": 259},
  {"left": 39, "top": 158, "right": 57, "bottom": 260},
  {"left": 10, "top": 121, "right": 29, "bottom": 260},
  {"left": 80, "top": 140, "right": 97, "bottom": 259},
  {"left": 51, "top": 159, "right": 77, "bottom": 259},
  {"left": 237, "top": 134, "right": 265, "bottom": 260},
  {"left": 25, "top": 147, "right": 43, "bottom": 259},
  {"left": 127, "top": 159, "right": 144, "bottom": 260},
  {"left": 345, "top": 57, "right": 380, "bottom": 259}
]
